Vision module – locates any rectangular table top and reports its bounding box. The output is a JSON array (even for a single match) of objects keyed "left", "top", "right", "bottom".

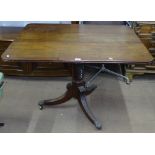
[{"left": 2, "top": 24, "right": 153, "bottom": 63}]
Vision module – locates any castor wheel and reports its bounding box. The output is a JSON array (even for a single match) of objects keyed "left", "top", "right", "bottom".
[
  {"left": 38, "top": 101, "right": 44, "bottom": 110},
  {"left": 39, "top": 105, "right": 44, "bottom": 110}
]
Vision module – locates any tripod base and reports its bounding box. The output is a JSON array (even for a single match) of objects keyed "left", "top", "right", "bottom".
[
  {"left": 39, "top": 83, "right": 101, "bottom": 129},
  {"left": 38, "top": 64, "right": 102, "bottom": 129}
]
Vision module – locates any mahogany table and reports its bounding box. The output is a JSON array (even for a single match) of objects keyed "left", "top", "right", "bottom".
[{"left": 2, "top": 24, "right": 153, "bottom": 129}]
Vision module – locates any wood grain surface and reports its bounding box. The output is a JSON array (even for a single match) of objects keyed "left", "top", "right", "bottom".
[{"left": 2, "top": 24, "right": 153, "bottom": 63}]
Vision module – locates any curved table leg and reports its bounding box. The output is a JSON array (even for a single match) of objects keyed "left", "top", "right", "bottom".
[
  {"left": 38, "top": 83, "right": 73, "bottom": 110},
  {"left": 78, "top": 92, "right": 102, "bottom": 129}
]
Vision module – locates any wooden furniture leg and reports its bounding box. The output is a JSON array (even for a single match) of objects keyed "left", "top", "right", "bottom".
[
  {"left": 38, "top": 63, "right": 102, "bottom": 129},
  {"left": 78, "top": 91, "right": 102, "bottom": 129}
]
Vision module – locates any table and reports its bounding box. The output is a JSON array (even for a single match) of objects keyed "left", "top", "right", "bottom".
[{"left": 2, "top": 24, "right": 153, "bottom": 129}]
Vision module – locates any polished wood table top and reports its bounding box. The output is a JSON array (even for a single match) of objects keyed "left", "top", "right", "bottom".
[{"left": 2, "top": 24, "right": 153, "bottom": 63}]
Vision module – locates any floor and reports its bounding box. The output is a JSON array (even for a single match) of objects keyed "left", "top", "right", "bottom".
[{"left": 0, "top": 71, "right": 155, "bottom": 133}]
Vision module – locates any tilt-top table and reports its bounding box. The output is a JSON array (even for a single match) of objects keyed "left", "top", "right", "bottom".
[{"left": 2, "top": 24, "right": 153, "bottom": 129}]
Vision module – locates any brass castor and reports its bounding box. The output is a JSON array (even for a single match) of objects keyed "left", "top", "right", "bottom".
[{"left": 38, "top": 101, "right": 44, "bottom": 110}]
